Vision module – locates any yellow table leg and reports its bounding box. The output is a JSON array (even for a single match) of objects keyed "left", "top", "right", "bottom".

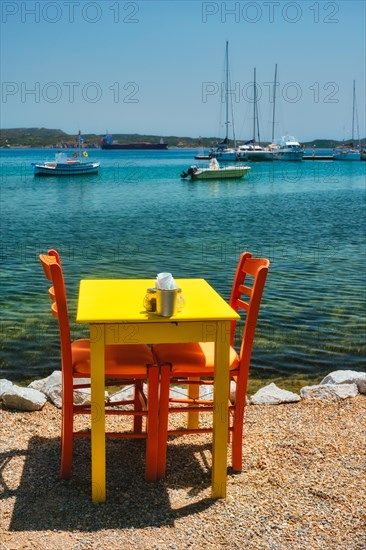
[
  {"left": 211, "top": 321, "right": 230, "bottom": 498},
  {"left": 90, "top": 324, "right": 106, "bottom": 503}
]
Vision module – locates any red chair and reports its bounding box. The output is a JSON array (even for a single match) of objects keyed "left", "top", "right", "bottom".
[
  {"left": 39, "top": 250, "right": 159, "bottom": 481},
  {"left": 153, "top": 252, "right": 269, "bottom": 478}
]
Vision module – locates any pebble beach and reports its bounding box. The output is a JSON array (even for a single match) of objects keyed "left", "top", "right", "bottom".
[{"left": 1, "top": 396, "right": 365, "bottom": 549}]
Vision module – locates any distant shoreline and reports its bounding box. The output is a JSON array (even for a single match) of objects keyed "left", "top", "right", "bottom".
[
  {"left": 2, "top": 143, "right": 365, "bottom": 150},
  {"left": 1, "top": 128, "right": 365, "bottom": 150}
]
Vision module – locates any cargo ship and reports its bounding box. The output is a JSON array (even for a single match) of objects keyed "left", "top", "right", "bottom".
[{"left": 101, "top": 134, "right": 168, "bottom": 150}]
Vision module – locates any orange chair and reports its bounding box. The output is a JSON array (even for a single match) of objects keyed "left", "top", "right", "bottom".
[
  {"left": 39, "top": 250, "right": 159, "bottom": 481},
  {"left": 153, "top": 252, "right": 269, "bottom": 477}
]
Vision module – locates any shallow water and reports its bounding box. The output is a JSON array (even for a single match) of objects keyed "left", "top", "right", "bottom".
[{"left": 1, "top": 148, "right": 365, "bottom": 386}]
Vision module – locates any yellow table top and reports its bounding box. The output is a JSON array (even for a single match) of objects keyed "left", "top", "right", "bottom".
[{"left": 77, "top": 278, "right": 239, "bottom": 323}]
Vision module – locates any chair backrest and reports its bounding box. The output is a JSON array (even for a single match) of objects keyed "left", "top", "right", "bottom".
[
  {"left": 229, "top": 252, "right": 270, "bottom": 374},
  {"left": 39, "top": 250, "right": 72, "bottom": 376}
]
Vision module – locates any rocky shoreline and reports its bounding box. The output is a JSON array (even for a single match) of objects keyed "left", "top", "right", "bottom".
[
  {"left": 1, "top": 370, "right": 365, "bottom": 412},
  {"left": 1, "top": 371, "right": 365, "bottom": 549}
]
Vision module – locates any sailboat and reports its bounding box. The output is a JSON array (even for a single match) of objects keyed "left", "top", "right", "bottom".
[
  {"left": 210, "top": 41, "right": 238, "bottom": 162},
  {"left": 269, "top": 64, "right": 304, "bottom": 161},
  {"left": 236, "top": 68, "right": 274, "bottom": 161},
  {"left": 333, "top": 81, "right": 361, "bottom": 161}
]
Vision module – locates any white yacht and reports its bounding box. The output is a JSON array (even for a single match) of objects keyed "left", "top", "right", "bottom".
[
  {"left": 271, "top": 135, "right": 304, "bottom": 161},
  {"left": 236, "top": 142, "right": 274, "bottom": 161}
]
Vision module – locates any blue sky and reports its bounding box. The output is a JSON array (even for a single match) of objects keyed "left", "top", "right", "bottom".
[{"left": 1, "top": 0, "right": 365, "bottom": 141}]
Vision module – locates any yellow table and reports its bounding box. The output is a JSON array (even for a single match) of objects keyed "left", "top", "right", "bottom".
[{"left": 77, "top": 278, "right": 240, "bottom": 502}]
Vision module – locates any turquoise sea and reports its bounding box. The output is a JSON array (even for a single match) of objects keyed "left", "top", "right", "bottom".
[{"left": 1, "top": 148, "right": 365, "bottom": 390}]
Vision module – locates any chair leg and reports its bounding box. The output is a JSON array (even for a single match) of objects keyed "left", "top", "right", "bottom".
[
  {"left": 60, "top": 399, "right": 73, "bottom": 478},
  {"left": 133, "top": 380, "right": 143, "bottom": 434},
  {"left": 157, "top": 363, "right": 171, "bottom": 479},
  {"left": 145, "top": 366, "right": 159, "bottom": 481},
  {"left": 231, "top": 381, "right": 247, "bottom": 472}
]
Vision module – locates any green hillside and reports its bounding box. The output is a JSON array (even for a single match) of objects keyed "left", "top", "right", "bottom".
[
  {"left": 0, "top": 128, "right": 218, "bottom": 148},
  {"left": 1, "top": 128, "right": 365, "bottom": 149}
]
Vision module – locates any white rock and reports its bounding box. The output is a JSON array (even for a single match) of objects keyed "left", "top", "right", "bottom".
[
  {"left": 109, "top": 385, "right": 135, "bottom": 401},
  {"left": 28, "top": 377, "right": 47, "bottom": 392},
  {"left": 28, "top": 373, "right": 102, "bottom": 408},
  {"left": 47, "top": 384, "right": 87, "bottom": 409},
  {"left": 0, "top": 379, "right": 14, "bottom": 401},
  {"left": 2, "top": 385, "right": 47, "bottom": 411},
  {"left": 168, "top": 382, "right": 236, "bottom": 403},
  {"left": 108, "top": 385, "right": 135, "bottom": 409},
  {"left": 28, "top": 370, "right": 62, "bottom": 393},
  {"left": 46, "top": 380, "right": 107, "bottom": 409},
  {"left": 249, "top": 383, "right": 301, "bottom": 405},
  {"left": 320, "top": 370, "right": 366, "bottom": 394},
  {"left": 199, "top": 385, "right": 214, "bottom": 401},
  {"left": 46, "top": 384, "right": 62, "bottom": 408},
  {"left": 300, "top": 383, "right": 358, "bottom": 401}
]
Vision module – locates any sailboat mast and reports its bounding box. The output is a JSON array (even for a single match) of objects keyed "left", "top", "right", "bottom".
[
  {"left": 253, "top": 67, "right": 256, "bottom": 142},
  {"left": 352, "top": 79, "right": 355, "bottom": 142},
  {"left": 225, "top": 40, "right": 229, "bottom": 142},
  {"left": 271, "top": 63, "right": 277, "bottom": 142}
]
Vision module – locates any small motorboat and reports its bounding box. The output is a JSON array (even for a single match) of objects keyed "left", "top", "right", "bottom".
[
  {"left": 32, "top": 132, "right": 100, "bottom": 176},
  {"left": 33, "top": 152, "right": 100, "bottom": 176},
  {"left": 181, "top": 158, "right": 250, "bottom": 181}
]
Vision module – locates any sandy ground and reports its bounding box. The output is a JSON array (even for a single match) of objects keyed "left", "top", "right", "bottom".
[{"left": 1, "top": 397, "right": 365, "bottom": 549}]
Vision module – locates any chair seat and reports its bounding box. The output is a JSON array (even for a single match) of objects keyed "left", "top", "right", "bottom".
[
  {"left": 153, "top": 342, "right": 239, "bottom": 374},
  {"left": 72, "top": 339, "right": 153, "bottom": 376}
]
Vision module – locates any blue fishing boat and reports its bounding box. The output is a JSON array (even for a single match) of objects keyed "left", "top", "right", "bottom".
[{"left": 32, "top": 132, "right": 100, "bottom": 176}]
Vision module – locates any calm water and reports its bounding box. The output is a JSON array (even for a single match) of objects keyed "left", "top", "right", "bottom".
[{"left": 1, "top": 148, "right": 365, "bottom": 388}]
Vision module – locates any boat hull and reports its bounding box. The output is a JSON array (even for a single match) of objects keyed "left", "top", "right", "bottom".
[
  {"left": 34, "top": 162, "right": 100, "bottom": 176},
  {"left": 210, "top": 150, "right": 237, "bottom": 162},
  {"left": 271, "top": 136, "right": 304, "bottom": 161},
  {"left": 333, "top": 150, "right": 361, "bottom": 161},
  {"left": 101, "top": 143, "right": 168, "bottom": 150},
  {"left": 273, "top": 151, "right": 304, "bottom": 161},
  {"left": 237, "top": 150, "right": 274, "bottom": 161},
  {"left": 190, "top": 166, "right": 250, "bottom": 180}
]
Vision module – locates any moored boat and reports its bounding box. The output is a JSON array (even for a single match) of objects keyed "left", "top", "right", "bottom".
[
  {"left": 271, "top": 135, "right": 304, "bottom": 161},
  {"left": 333, "top": 145, "right": 361, "bottom": 161},
  {"left": 33, "top": 153, "right": 100, "bottom": 176},
  {"left": 210, "top": 41, "right": 238, "bottom": 162},
  {"left": 268, "top": 65, "right": 303, "bottom": 161},
  {"left": 236, "top": 142, "right": 274, "bottom": 161},
  {"left": 236, "top": 69, "right": 274, "bottom": 162},
  {"left": 333, "top": 81, "right": 361, "bottom": 161},
  {"left": 210, "top": 141, "right": 238, "bottom": 161},
  {"left": 33, "top": 131, "right": 100, "bottom": 176},
  {"left": 181, "top": 158, "right": 250, "bottom": 181},
  {"left": 101, "top": 134, "right": 168, "bottom": 150}
]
